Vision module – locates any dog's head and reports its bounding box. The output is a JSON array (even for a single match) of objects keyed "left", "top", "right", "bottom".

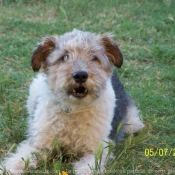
[{"left": 31, "top": 29, "right": 123, "bottom": 105}]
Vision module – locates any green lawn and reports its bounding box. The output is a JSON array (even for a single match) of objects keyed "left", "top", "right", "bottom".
[{"left": 0, "top": 0, "right": 175, "bottom": 174}]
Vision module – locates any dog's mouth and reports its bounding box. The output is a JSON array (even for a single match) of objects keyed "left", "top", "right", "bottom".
[{"left": 70, "top": 86, "right": 88, "bottom": 98}]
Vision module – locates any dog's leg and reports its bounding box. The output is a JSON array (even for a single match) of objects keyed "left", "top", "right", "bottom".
[
  {"left": 0, "top": 140, "right": 40, "bottom": 175},
  {"left": 74, "top": 154, "right": 96, "bottom": 175},
  {"left": 124, "top": 101, "right": 144, "bottom": 134},
  {"left": 74, "top": 142, "right": 109, "bottom": 175}
]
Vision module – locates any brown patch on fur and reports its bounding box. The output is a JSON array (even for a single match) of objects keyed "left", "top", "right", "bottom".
[
  {"left": 31, "top": 36, "right": 56, "bottom": 71},
  {"left": 102, "top": 36, "right": 123, "bottom": 68}
]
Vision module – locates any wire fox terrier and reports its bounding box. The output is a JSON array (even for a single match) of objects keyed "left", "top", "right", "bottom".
[{"left": 0, "top": 29, "right": 144, "bottom": 175}]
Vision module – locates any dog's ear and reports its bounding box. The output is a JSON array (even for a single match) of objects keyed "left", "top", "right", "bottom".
[
  {"left": 31, "top": 36, "right": 57, "bottom": 71},
  {"left": 101, "top": 35, "right": 123, "bottom": 68}
]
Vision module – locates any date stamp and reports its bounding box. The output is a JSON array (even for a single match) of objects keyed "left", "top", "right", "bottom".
[{"left": 145, "top": 148, "right": 175, "bottom": 157}]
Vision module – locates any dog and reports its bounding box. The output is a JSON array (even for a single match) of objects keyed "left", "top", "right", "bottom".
[{"left": 0, "top": 29, "right": 144, "bottom": 175}]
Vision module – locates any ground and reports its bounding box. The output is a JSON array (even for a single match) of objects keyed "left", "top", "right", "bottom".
[{"left": 0, "top": 0, "right": 175, "bottom": 174}]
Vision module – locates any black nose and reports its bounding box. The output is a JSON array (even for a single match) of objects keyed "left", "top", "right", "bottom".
[{"left": 73, "top": 71, "right": 88, "bottom": 83}]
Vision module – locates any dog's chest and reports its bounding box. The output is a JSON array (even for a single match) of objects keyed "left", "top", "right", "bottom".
[{"left": 50, "top": 109, "right": 111, "bottom": 153}]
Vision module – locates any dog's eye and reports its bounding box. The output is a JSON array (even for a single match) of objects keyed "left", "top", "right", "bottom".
[
  {"left": 92, "top": 56, "right": 99, "bottom": 62},
  {"left": 91, "top": 56, "right": 101, "bottom": 64},
  {"left": 61, "top": 53, "right": 69, "bottom": 62}
]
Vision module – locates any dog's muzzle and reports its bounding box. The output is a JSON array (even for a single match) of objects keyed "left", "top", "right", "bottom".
[{"left": 71, "top": 71, "right": 89, "bottom": 98}]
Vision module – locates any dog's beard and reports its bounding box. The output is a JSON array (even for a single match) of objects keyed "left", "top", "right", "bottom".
[
  {"left": 49, "top": 81, "right": 105, "bottom": 114},
  {"left": 50, "top": 79, "right": 103, "bottom": 107}
]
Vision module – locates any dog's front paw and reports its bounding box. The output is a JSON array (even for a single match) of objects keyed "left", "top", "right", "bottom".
[
  {"left": 0, "top": 165, "right": 23, "bottom": 175},
  {"left": 74, "top": 166, "right": 92, "bottom": 175},
  {"left": 74, "top": 154, "right": 96, "bottom": 175},
  {"left": 1, "top": 159, "right": 24, "bottom": 175}
]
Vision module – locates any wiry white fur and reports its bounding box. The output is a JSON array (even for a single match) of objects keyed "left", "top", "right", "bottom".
[
  {"left": 1, "top": 74, "right": 116, "bottom": 174},
  {"left": 0, "top": 141, "right": 38, "bottom": 175},
  {"left": 124, "top": 103, "right": 144, "bottom": 134}
]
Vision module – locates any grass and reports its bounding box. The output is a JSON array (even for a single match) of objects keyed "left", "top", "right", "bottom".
[{"left": 0, "top": 0, "right": 175, "bottom": 174}]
